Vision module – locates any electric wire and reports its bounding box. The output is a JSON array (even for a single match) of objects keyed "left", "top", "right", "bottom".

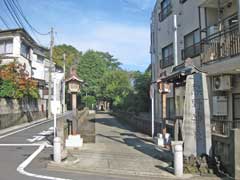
[
  {"left": 11, "top": 0, "right": 50, "bottom": 36},
  {"left": 5, "top": 0, "right": 26, "bottom": 29},
  {"left": 0, "top": 15, "right": 10, "bottom": 28},
  {"left": 3, "top": 0, "right": 21, "bottom": 27}
]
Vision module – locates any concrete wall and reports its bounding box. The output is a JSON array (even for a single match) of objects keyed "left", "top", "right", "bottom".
[{"left": 0, "top": 98, "right": 47, "bottom": 129}]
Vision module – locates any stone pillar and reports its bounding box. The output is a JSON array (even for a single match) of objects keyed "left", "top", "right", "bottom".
[
  {"left": 72, "top": 93, "right": 77, "bottom": 110},
  {"left": 183, "top": 73, "right": 212, "bottom": 156}
]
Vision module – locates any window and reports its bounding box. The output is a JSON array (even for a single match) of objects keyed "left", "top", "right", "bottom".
[
  {"left": 161, "top": 43, "right": 174, "bottom": 68},
  {"left": 0, "top": 39, "right": 13, "bottom": 54},
  {"left": 37, "top": 55, "right": 44, "bottom": 63},
  {"left": 159, "top": 0, "right": 172, "bottom": 22},
  {"left": 179, "top": 0, "right": 187, "bottom": 4},
  {"left": 166, "top": 97, "right": 174, "bottom": 119},
  {"left": 21, "top": 42, "right": 30, "bottom": 59},
  {"left": 182, "top": 29, "right": 201, "bottom": 60}
]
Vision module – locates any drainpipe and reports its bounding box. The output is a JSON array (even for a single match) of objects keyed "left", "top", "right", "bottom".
[
  {"left": 173, "top": 14, "right": 178, "bottom": 67},
  {"left": 238, "top": 0, "right": 240, "bottom": 32}
]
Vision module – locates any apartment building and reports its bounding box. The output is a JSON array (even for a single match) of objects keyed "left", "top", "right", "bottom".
[
  {"left": 0, "top": 28, "right": 65, "bottom": 114},
  {"left": 151, "top": 0, "right": 240, "bottom": 177}
]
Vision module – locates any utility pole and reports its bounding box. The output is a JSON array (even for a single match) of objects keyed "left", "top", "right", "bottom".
[
  {"left": 62, "top": 53, "right": 66, "bottom": 113},
  {"left": 48, "top": 27, "right": 54, "bottom": 119}
]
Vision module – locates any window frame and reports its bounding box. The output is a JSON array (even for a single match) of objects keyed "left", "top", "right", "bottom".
[
  {"left": 161, "top": 43, "right": 174, "bottom": 68},
  {"left": 20, "top": 41, "right": 30, "bottom": 59},
  {"left": 159, "top": 0, "right": 172, "bottom": 22},
  {"left": 182, "top": 29, "right": 201, "bottom": 60},
  {"left": 0, "top": 38, "right": 13, "bottom": 55}
]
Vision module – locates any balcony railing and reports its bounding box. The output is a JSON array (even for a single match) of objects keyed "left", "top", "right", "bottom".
[
  {"left": 201, "top": 24, "right": 240, "bottom": 64},
  {"left": 211, "top": 119, "right": 240, "bottom": 136},
  {"left": 182, "top": 42, "right": 201, "bottom": 60},
  {"left": 160, "top": 54, "right": 174, "bottom": 68},
  {"left": 159, "top": 4, "right": 172, "bottom": 22}
]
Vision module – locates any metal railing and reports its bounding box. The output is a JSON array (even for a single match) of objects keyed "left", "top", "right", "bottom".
[
  {"left": 160, "top": 54, "right": 174, "bottom": 68},
  {"left": 201, "top": 23, "right": 240, "bottom": 64},
  {"left": 182, "top": 42, "right": 201, "bottom": 60},
  {"left": 211, "top": 119, "right": 240, "bottom": 136},
  {"left": 159, "top": 4, "right": 172, "bottom": 22}
]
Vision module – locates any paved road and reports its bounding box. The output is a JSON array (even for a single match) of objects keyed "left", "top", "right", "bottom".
[
  {"left": 0, "top": 113, "right": 220, "bottom": 180},
  {"left": 0, "top": 113, "right": 153, "bottom": 180}
]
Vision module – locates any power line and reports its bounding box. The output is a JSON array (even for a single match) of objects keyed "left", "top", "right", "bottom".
[
  {"left": 6, "top": 0, "right": 26, "bottom": 28},
  {"left": 0, "top": 15, "right": 10, "bottom": 28},
  {"left": 11, "top": 0, "right": 50, "bottom": 36},
  {"left": 3, "top": 0, "right": 21, "bottom": 27}
]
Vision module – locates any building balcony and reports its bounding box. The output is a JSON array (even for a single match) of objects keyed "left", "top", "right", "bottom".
[
  {"left": 201, "top": 23, "right": 240, "bottom": 65},
  {"left": 160, "top": 55, "right": 174, "bottom": 69},
  {"left": 211, "top": 119, "right": 240, "bottom": 136},
  {"left": 182, "top": 42, "right": 201, "bottom": 60}
]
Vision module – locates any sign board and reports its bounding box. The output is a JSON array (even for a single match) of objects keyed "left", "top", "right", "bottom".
[{"left": 68, "top": 81, "right": 80, "bottom": 93}]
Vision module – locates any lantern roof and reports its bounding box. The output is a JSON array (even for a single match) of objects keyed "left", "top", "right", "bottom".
[{"left": 65, "top": 67, "right": 84, "bottom": 83}]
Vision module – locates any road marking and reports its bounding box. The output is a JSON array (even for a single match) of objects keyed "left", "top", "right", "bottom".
[
  {"left": 27, "top": 136, "right": 45, "bottom": 143},
  {"left": 0, "top": 112, "right": 72, "bottom": 180},
  {"left": 17, "top": 144, "right": 71, "bottom": 180},
  {"left": 0, "top": 119, "right": 52, "bottom": 140},
  {"left": 0, "top": 143, "right": 52, "bottom": 147},
  {"left": 0, "top": 111, "right": 71, "bottom": 140}
]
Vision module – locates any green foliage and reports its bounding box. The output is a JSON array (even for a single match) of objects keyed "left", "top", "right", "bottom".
[
  {"left": 0, "top": 80, "right": 16, "bottom": 98},
  {"left": 77, "top": 50, "right": 122, "bottom": 98},
  {"left": 82, "top": 96, "right": 96, "bottom": 109},
  {"left": 120, "top": 71, "right": 151, "bottom": 112},
  {"left": 53, "top": 44, "right": 82, "bottom": 73},
  {"left": 100, "top": 70, "right": 131, "bottom": 107},
  {"left": 0, "top": 62, "right": 39, "bottom": 99}
]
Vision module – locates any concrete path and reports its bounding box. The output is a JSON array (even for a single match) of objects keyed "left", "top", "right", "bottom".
[{"left": 54, "top": 113, "right": 178, "bottom": 179}]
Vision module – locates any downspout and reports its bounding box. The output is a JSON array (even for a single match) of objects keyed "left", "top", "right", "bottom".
[
  {"left": 238, "top": 0, "right": 240, "bottom": 32},
  {"left": 173, "top": 14, "right": 178, "bottom": 67}
]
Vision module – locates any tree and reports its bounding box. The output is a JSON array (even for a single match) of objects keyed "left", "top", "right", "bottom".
[
  {"left": 53, "top": 44, "right": 82, "bottom": 73},
  {"left": 121, "top": 71, "right": 151, "bottom": 113},
  {"left": 77, "top": 50, "right": 122, "bottom": 98},
  {"left": 100, "top": 70, "right": 131, "bottom": 108},
  {"left": 0, "top": 62, "right": 39, "bottom": 99}
]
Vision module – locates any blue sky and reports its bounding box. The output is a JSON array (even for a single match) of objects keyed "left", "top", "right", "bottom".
[{"left": 0, "top": 0, "right": 155, "bottom": 71}]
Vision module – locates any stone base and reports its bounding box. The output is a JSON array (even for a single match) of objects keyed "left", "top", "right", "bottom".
[{"left": 65, "top": 135, "right": 83, "bottom": 149}]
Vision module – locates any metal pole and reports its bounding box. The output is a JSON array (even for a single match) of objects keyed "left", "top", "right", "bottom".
[
  {"left": 62, "top": 53, "right": 66, "bottom": 113},
  {"left": 151, "top": 84, "right": 155, "bottom": 138},
  {"left": 48, "top": 27, "right": 54, "bottom": 118},
  {"left": 173, "top": 14, "right": 178, "bottom": 66},
  {"left": 238, "top": 0, "right": 240, "bottom": 32}
]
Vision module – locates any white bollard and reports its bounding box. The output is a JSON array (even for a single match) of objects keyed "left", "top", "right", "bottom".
[
  {"left": 173, "top": 141, "right": 183, "bottom": 177},
  {"left": 54, "top": 137, "right": 61, "bottom": 163}
]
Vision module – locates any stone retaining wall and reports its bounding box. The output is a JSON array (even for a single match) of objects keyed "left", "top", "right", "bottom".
[{"left": 0, "top": 98, "right": 47, "bottom": 129}]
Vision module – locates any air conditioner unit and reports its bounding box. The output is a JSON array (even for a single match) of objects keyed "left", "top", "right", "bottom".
[{"left": 212, "top": 75, "right": 232, "bottom": 91}]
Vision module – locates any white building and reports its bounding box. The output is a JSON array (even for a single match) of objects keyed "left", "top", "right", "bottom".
[{"left": 0, "top": 28, "right": 65, "bottom": 115}]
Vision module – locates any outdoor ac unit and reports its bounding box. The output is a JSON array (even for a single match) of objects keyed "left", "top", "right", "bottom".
[
  {"left": 212, "top": 75, "right": 231, "bottom": 91},
  {"left": 212, "top": 96, "right": 228, "bottom": 116}
]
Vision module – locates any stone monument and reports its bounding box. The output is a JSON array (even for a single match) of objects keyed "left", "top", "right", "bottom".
[{"left": 183, "top": 73, "right": 212, "bottom": 157}]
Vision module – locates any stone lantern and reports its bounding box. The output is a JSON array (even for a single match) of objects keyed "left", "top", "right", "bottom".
[
  {"left": 65, "top": 67, "right": 83, "bottom": 111},
  {"left": 65, "top": 67, "right": 84, "bottom": 148}
]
